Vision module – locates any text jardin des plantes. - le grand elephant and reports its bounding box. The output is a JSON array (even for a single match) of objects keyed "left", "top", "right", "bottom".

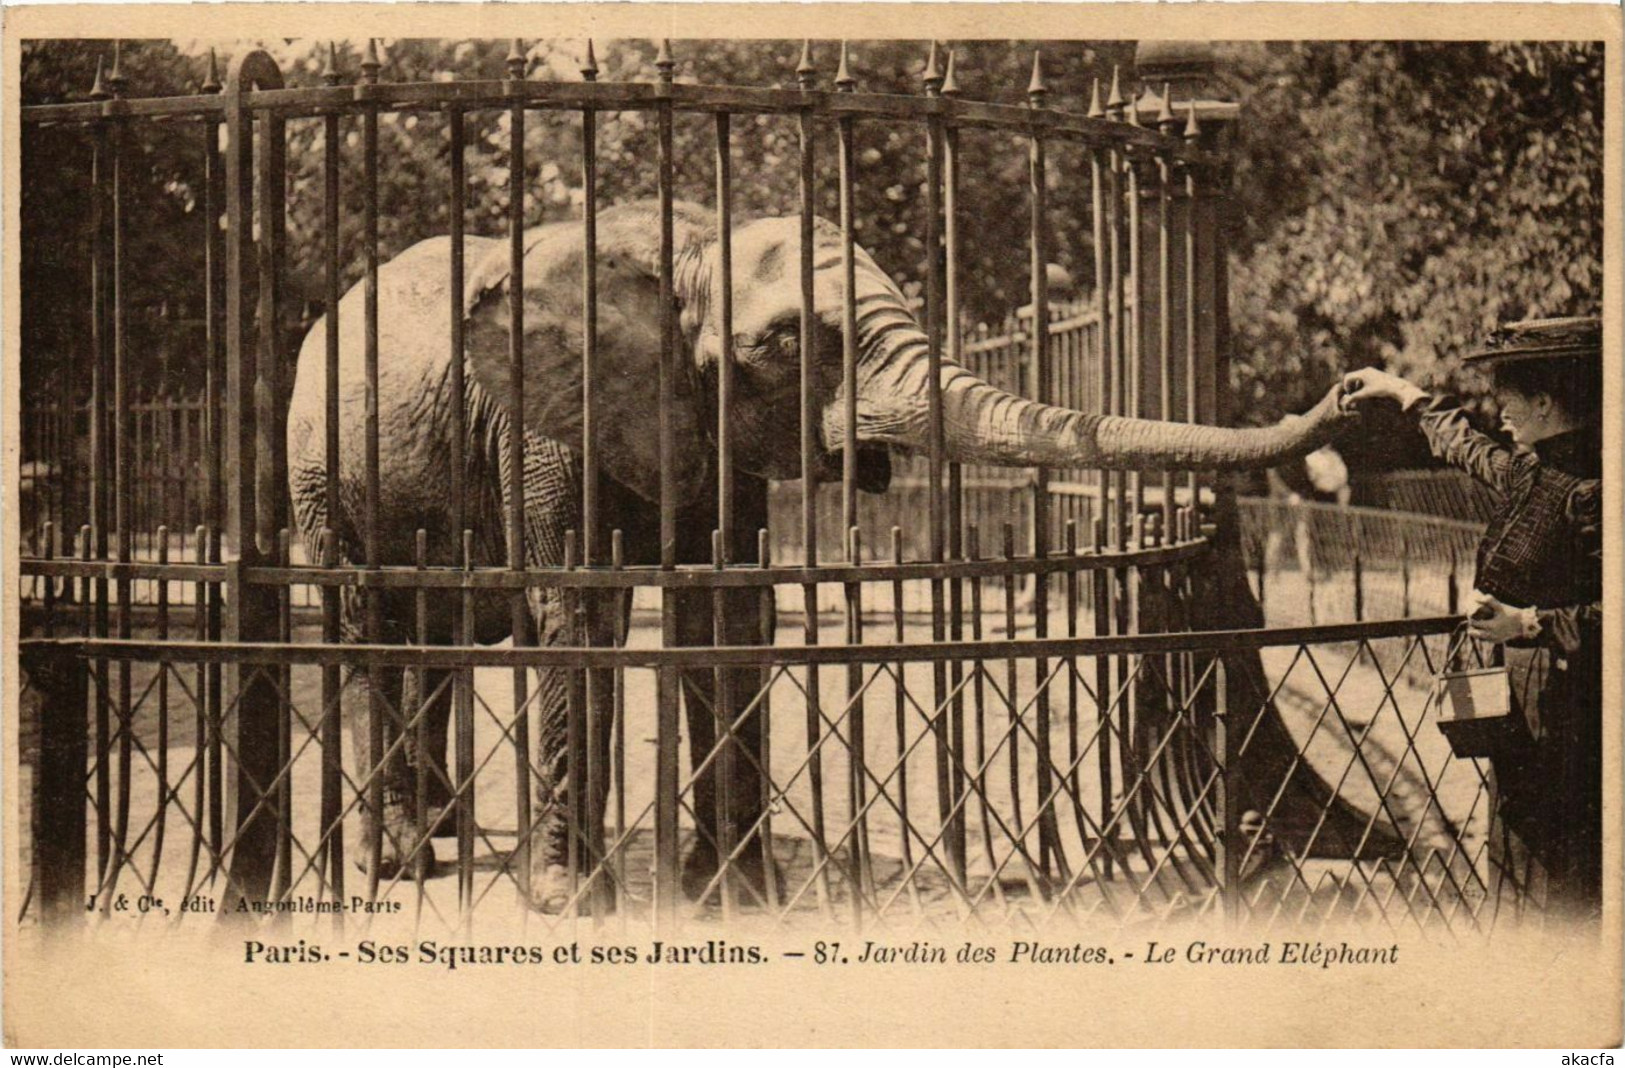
[{"left": 286, "top": 199, "right": 1351, "bottom": 912}]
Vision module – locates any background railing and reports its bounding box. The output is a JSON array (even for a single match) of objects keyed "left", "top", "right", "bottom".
[{"left": 1238, "top": 498, "right": 1479, "bottom": 627}]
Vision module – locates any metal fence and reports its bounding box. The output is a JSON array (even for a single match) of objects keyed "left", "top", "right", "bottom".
[
  {"left": 1238, "top": 498, "right": 1482, "bottom": 627},
  {"left": 22, "top": 614, "right": 1519, "bottom": 933},
  {"left": 17, "top": 39, "right": 1525, "bottom": 936}
]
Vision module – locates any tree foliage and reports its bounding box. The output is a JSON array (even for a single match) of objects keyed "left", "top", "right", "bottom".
[{"left": 1221, "top": 40, "right": 1603, "bottom": 432}]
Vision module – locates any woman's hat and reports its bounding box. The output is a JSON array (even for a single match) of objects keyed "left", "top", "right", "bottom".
[{"left": 1463, "top": 315, "right": 1601, "bottom": 366}]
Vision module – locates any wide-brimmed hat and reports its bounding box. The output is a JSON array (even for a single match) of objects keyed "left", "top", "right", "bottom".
[{"left": 1463, "top": 315, "right": 1601, "bottom": 366}]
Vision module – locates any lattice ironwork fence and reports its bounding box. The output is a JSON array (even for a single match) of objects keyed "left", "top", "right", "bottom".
[{"left": 22, "top": 615, "right": 1518, "bottom": 934}]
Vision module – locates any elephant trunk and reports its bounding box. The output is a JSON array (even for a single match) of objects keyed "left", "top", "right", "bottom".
[{"left": 858, "top": 328, "right": 1350, "bottom": 471}]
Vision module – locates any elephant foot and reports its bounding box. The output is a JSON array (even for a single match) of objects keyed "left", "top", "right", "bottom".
[
  {"left": 526, "top": 863, "right": 574, "bottom": 915},
  {"left": 353, "top": 794, "right": 439, "bottom": 883},
  {"left": 525, "top": 859, "right": 618, "bottom": 916},
  {"left": 681, "top": 847, "right": 783, "bottom": 911}
]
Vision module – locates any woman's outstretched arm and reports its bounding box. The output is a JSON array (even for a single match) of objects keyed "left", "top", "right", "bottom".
[{"left": 1341, "top": 368, "right": 1514, "bottom": 494}]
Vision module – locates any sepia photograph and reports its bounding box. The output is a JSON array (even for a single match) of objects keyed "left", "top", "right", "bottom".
[{"left": 3, "top": 4, "right": 1619, "bottom": 1049}]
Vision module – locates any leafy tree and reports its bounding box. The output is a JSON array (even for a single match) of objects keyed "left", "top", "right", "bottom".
[
  {"left": 1220, "top": 40, "right": 1603, "bottom": 443},
  {"left": 20, "top": 40, "right": 216, "bottom": 400}
]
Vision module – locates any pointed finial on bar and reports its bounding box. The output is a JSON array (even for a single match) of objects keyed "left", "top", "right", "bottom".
[
  {"left": 1107, "top": 64, "right": 1124, "bottom": 114},
  {"left": 322, "top": 42, "right": 342, "bottom": 87},
  {"left": 581, "top": 39, "right": 599, "bottom": 82},
  {"left": 107, "top": 40, "right": 127, "bottom": 98},
  {"left": 795, "top": 39, "right": 816, "bottom": 89},
  {"left": 941, "top": 49, "right": 960, "bottom": 97},
  {"left": 200, "top": 47, "right": 221, "bottom": 94},
  {"left": 505, "top": 39, "right": 526, "bottom": 80},
  {"left": 1027, "top": 49, "right": 1047, "bottom": 106},
  {"left": 656, "top": 39, "right": 675, "bottom": 83},
  {"left": 923, "top": 40, "right": 943, "bottom": 95},
  {"left": 89, "top": 55, "right": 110, "bottom": 100},
  {"left": 1184, "top": 95, "right": 1200, "bottom": 140},
  {"left": 1126, "top": 88, "right": 1141, "bottom": 126},
  {"left": 362, "top": 38, "right": 382, "bottom": 83},
  {"left": 1087, "top": 76, "right": 1103, "bottom": 118},
  {"left": 835, "top": 41, "right": 855, "bottom": 92},
  {"left": 1157, "top": 82, "right": 1176, "bottom": 133}
]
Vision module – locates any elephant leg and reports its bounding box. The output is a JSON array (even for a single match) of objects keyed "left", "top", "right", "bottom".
[
  {"left": 342, "top": 587, "right": 440, "bottom": 881},
  {"left": 400, "top": 666, "right": 457, "bottom": 836},
  {"left": 527, "top": 585, "right": 621, "bottom": 913},
  {"left": 674, "top": 586, "right": 776, "bottom": 908}
]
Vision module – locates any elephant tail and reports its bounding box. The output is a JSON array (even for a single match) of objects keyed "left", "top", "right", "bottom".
[{"left": 289, "top": 459, "right": 339, "bottom": 566}]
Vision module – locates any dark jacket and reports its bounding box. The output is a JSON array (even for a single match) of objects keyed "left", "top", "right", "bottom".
[{"left": 1410, "top": 395, "right": 1602, "bottom": 918}]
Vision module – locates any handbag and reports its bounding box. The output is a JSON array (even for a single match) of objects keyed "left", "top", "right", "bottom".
[{"left": 1431, "top": 623, "right": 1531, "bottom": 759}]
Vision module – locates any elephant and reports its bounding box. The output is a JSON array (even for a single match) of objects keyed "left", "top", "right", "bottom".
[{"left": 286, "top": 199, "right": 1351, "bottom": 912}]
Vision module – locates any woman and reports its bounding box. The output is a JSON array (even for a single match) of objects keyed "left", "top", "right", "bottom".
[{"left": 1341, "top": 316, "right": 1603, "bottom": 922}]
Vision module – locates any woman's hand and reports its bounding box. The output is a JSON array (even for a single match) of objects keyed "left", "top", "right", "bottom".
[
  {"left": 1467, "top": 589, "right": 1541, "bottom": 644},
  {"left": 1340, "top": 368, "right": 1427, "bottom": 411}
]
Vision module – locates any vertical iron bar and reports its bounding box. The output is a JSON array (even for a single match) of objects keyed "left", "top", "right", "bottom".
[
  {"left": 577, "top": 62, "right": 607, "bottom": 912},
  {"left": 255, "top": 102, "right": 288, "bottom": 557},
  {"left": 458, "top": 531, "right": 477, "bottom": 914},
  {"left": 221, "top": 49, "right": 286, "bottom": 907},
  {"left": 29, "top": 643, "right": 87, "bottom": 927},
  {"left": 446, "top": 101, "right": 468, "bottom": 920},
  {"left": 713, "top": 110, "right": 737, "bottom": 918},
  {"left": 796, "top": 47, "right": 831, "bottom": 917},
  {"left": 1027, "top": 56, "right": 1056, "bottom": 880},
  {"left": 1401, "top": 531, "right": 1412, "bottom": 617},
  {"left": 1183, "top": 100, "right": 1208, "bottom": 514},
  {"left": 320, "top": 528, "right": 344, "bottom": 904},
  {"left": 1157, "top": 141, "right": 1175, "bottom": 534},
  {"left": 1087, "top": 112, "right": 1111, "bottom": 554},
  {"left": 79, "top": 521, "right": 104, "bottom": 897},
  {"left": 184, "top": 526, "right": 208, "bottom": 899},
  {"left": 1212, "top": 657, "right": 1238, "bottom": 922},
  {"left": 202, "top": 70, "right": 226, "bottom": 867},
  {"left": 148, "top": 530, "right": 170, "bottom": 895},
  {"left": 713, "top": 113, "right": 734, "bottom": 538},
  {"left": 108, "top": 77, "right": 135, "bottom": 907},
  {"left": 505, "top": 41, "right": 534, "bottom": 908},
  {"left": 323, "top": 66, "right": 343, "bottom": 575},
  {"left": 445, "top": 105, "right": 467, "bottom": 546},
  {"left": 711, "top": 532, "right": 736, "bottom": 920},
  {"left": 414, "top": 528, "right": 430, "bottom": 912},
  {"left": 42, "top": 524, "right": 56, "bottom": 637},
  {"left": 653, "top": 40, "right": 681, "bottom": 927},
  {"left": 889, "top": 527, "right": 916, "bottom": 897},
  {"left": 1107, "top": 75, "right": 1128, "bottom": 550},
  {"left": 611, "top": 530, "right": 628, "bottom": 914},
  {"left": 580, "top": 65, "right": 599, "bottom": 565},
  {"left": 837, "top": 89, "right": 858, "bottom": 540},
  {"left": 357, "top": 42, "right": 388, "bottom": 899},
  {"left": 1354, "top": 546, "right": 1365, "bottom": 622},
  {"left": 844, "top": 527, "right": 869, "bottom": 918},
  {"left": 317, "top": 56, "right": 344, "bottom": 907},
  {"left": 757, "top": 528, "right": 778, "bottom": 913},
  {"left": 921, "top": 43, "right": 956, "bottom": 891},
  {"left": 274, "top": 528, "right": 293, "bottom": 902},
  {"left": 940, "top": 61, "right": 968, "bottom": 884},
  {"left": 966, "top": 526, "right": 1005, "bottom": 906},
  {"left": 1092, "top": 518, "right": 1113, "bottom": 879},
  {"left": 836, "top": 64, "right": 868, "bottom": 923},
  {"left": 1125, "top": 137, "right": 1144, "bottom": 530},
  {"left": 564, "top": 531, "right": 583, "bottom": 906}
]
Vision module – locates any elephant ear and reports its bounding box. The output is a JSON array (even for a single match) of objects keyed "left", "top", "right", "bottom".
[{"left": 463, "top": 220, "right": 709, "bottom": 506}]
